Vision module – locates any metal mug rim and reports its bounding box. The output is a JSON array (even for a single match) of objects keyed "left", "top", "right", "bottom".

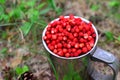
[{"left": 42, "top": 16, "right": 98, "bottom": 59}]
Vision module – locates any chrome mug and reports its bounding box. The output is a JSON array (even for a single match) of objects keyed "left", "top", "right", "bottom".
[{"left": 42, "top": 16, "right": 120, "bottom": 80}]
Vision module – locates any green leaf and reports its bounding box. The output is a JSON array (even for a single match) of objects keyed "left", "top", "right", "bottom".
[
  {"left": 0, "top": 48, "right": 7, "bottom": 54},
  {"left": 91, "top": 5, "right": 99, "bottom": 11},
  {"left": 9, "top": 7, "right": 23, "bottom": 19},
  {"left": 105, "top": 31, "right": 114, "bottom": 41},
  {"left": 39, "top": 7, "right": 50, "bottom": 15},
  {"left": 15, "top": 65, "right": 29, "bottom": 76},
  {"left": 108, "top": 1, "right": 120, "bottom": 7},
  {"left": 63, "top": 63, "right": 74, "bottom": 80},
  {"left": 117, "top": 36, "right": 120, "bottom": 41},
  {"left": 82, "top": 57, "right": 88, "bottom": 66},
  {"left": 47, "top": 0, "right": 62, "bottom": 14},
  {"left": 0, "top": 0, "right": 6, "bottom": 4},
  {"left": 37, "top": 2, "right": 46, "bottom": 9},
  {"left": 26, "top": 0, "right": 35, "bottom": 7},
  {"left": 48, "top": 0, "right": 57, "bottom": 10},
  {"left": 0, "top": 5, "right": 4, "bottom": 15},
  {"left": 1, "top": 14, "right": 9, "bottom": 22},
  {"left": 26, "top": 9, "right": 39, "bottom": 22},
  {"left": 20, "top": 22, "right": 32, "bottom": 36},
  {"left": 2, "top": 31, "right": 7, "bottom": 39},
  {"left": 22, "top": 65, "right": 29, "bottom": 73},
  {"left": 63, "top": 75, "right": 72, "bottom": 80},
  {"left": 15, "top": 67, "right": 23, "bottom": 75},
  {"left": 48, "top": 58, "right": 59, "bottom": 80},
  {"left": 68, "top": 63, "right": 74, "bottom": 76},
  {"left": 73, "top": 74, "right": 82, "bottom": 80},
  {"left": 114, "top": 13, "right": 120, "bottom": 20}
]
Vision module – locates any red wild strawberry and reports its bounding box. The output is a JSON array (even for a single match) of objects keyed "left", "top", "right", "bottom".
[
  {"left": 63, "top": 48, "right": 67, "bottom": 53},
  {"left": 59, "top": 15, "right": 64, "bottom": 20},
  {"left": 47, "top": 34, "right": 52, "bottom": 39},
  {"left": 87, "top": 31, "right": 92, "bottom": 36},
  {"left": 69, "top": 14, "right": 74, "bottom": 19},
  {"left": 75, "top": 27, "right": 80, "bottom": 33},
  {"left": 58, "top": 36, "right": 63, "bottom": 41},
  {"left": 67, "top": 44, "right": 71, "bottom": 48},
  {"left": 73, "top": 38, "right": 78, "bottom": 42},
  {"left": 58, "top": 27, "right": 63, "bottom": 32},
  {"left": 46, "top": 40, "right": 50, "bottom": 44},
  {"left": 89, "top": 41, "right": 94, "bottom": 47},
  {"left": 66, "top": 25, "right": 71, "bottom": 31},
  {"left": 71, "top": 28, "right": 75, "bottom": 33},
  {"left": 71, "top": 42, "right": 75, "bottom": 46},
  {"left": 88, "top": 36, "right": 93, "bottom": 41},
  {"left": 91, "top": 28, "right": 94, "bottom": 33},
  {"left": 74, "top": 52, "right": 79, "bottom": 57},
  {"left": 63, "top": 43, "right": 67, "bottom": 48},
  {"left": 79, "top": 43, "right": 84, "bottom": 48},
  {"left": 70, "top": 53, "right": 74, "bottom": 57},
  {"left": 73, "top": 32, "right": 78, "bottom": 37},
  {"left": 85, "top": 25, "right": 90, "bottom": 31},
  {"left": 52, "top": 34, "right": 57, "bottom": 39},
  {"left": 57, "top": 51, "right": 64, "bottom": 56},
  {"left": 62, "top": 22, "right": 66, "bottom": 27},
  {"left": 80, "top": 38, "right": 84, "bottom": 43},
  {"left": 57, "top": 48, "right": 62, "bottom": 52},
  {"left": 53, "top": 49, "right": 57, "bottom": 54},
  {"left": 51, "top": 41, "right": 56, "bottom": 45},
  {"left": 86, "top": 44, "right": 91, "bottom": 51},
  {"left": 43, "top": 36, "right": 47, "bottom": 40},
  {"left": 72, "top": 48, "right": 77, "bottom": 52},
  {"left": 79, "top": 32, "right": 84, "bottom": 37},
  {"left": 68, "top": 49, "right": 72, "bottom": 53},
  {"left": 48, "top": 45, "right": 54, "bottom": 51},
  {"left": 65, "top": 53, "right": 70, "bottom": 57},
  {"left": 74, "top": 43, "right": 79, "bottom": 48},
  {"left": 92, "top": 33, "right": 96, "bottom": 37},
  {"left": 79, "top": 25, "right": 83, "bottom": 31},
  {"left": 54, "top": 45, "right": 58, "bottom": 49},
  {"left": 88, "top": 22, "right": 92, "bottom": 27},
  {"left": 51, "top": 28, "right": 55, "bottom": 34},
  {"left": 69, "top": 34, "right": 74, "bottom": 40},
  {"left": 63, "top": 36, "right": 67, "bottom": 41},
  {"left": 51, "top": 21, "right": 57, "bottom": 27},
  {"left": 84, "top": 33, "right": 88, "bottom": 39},
  {"left": 45, "top": 31, "right": 50, "bottom": 35},
  {"left": 47, "top": 27, "right": 51, "bottom": 31},
  {"left": 57, "top": 43, "right": 62, "bottom": 48},
  {"left": 47, "top": 24, "right": 51, "bottom": 28},
  {"left": 76, "top": 49, "right": 82, "bottom": 55},
  {"left": 84, "top": 39, "right": 87, "bottom": 42},
  {"left": 82, "top": 47, "right": 88, "bottom": 53}
]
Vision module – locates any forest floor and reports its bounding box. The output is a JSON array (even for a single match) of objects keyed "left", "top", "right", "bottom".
[{"left": 0, "top": 0, "right": 120, "bottom": 80}]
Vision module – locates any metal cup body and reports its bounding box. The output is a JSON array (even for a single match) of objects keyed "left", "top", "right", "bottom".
[
  {"left": 49, "top": 52, "right": 91, "bottom": 80},
  {"left": 42, "top": 16, "right": 98, "bottom": 80}
]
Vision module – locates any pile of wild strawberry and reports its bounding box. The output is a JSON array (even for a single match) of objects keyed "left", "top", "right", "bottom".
[{"left": 43, "top": 15, "right": 96, "bottom": 57}]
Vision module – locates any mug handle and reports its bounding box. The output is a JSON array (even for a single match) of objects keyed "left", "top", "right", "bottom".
[{"left": 88, "top": 47, "right": 120, "bottom": 80}]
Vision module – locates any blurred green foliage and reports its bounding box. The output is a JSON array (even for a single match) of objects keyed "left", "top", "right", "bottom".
[
  {"left": 105, "top": 31, "right": 114, "bottom": 41},
  {"left": 90, "top": 4, "right": 99, "bottom": 11},
  {"left": 108, "top": 0, "right": 120, "bottom": 21},
  {"left": 63, "top": 63, "right": 82, "bottom": 80},
  {"left": 15, "top": 65, "right": 29, "bottom": 76},
  {"left": 0, "top": 47, "right": 7, "bottom": 54},
  {"left": 0, "top": 0, "right": 62, "bottom": 39},
  {"left": 117, "top": 36, "right": 120, "bottom": 41}
]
